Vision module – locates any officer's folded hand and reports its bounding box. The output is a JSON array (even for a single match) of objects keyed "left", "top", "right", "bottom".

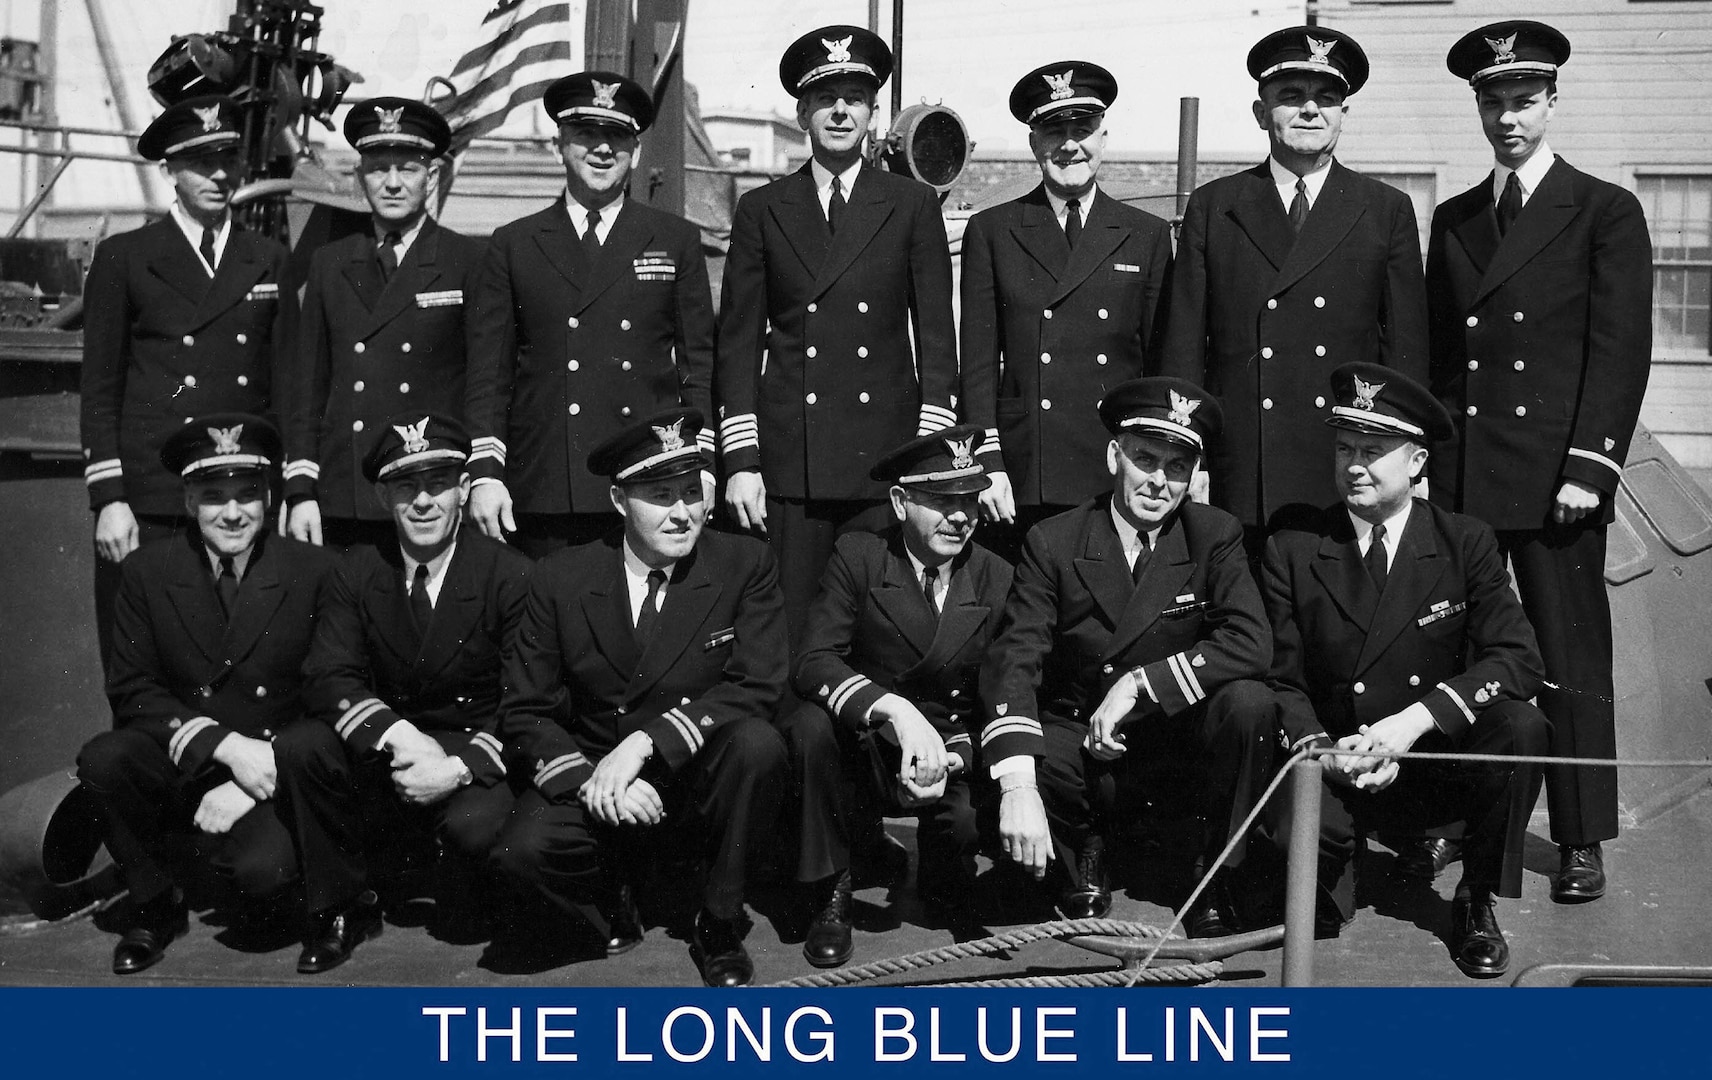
[
  {"left": 469, "top": 482, "right": 516, "bottom": 541},
  {"left": 213, "top": 732, "right": 278, "bottom": 801},
  {"left": 194, "top": 780, "right": 257, "bottom": 835},
  {"left": 979, "top": 471, "right": 1016, "bottom": 524},
  {"left": 386, "top": 724, "right": 447, "bottom": 771},
  {"left": 94, "top": 501, "right": 140, "bottom": 564},
  {"left": 999, "top": 786, "right": 1054, "bottom": 880},
  {"left": 1086, "top": 671, "right": 1140, "bottom": 760},
  {"left": 1554, "top": 479, "right": 1601, "bottom": 524},
  {"left": 286, "top": 499, "right": 323, "bottom": 545},
  {"left": 580, "top": 731, "right": 653, "bottom": 826},
  {"left": 393, "top": 756, "right": 464, "bottom": 805},
  {"left": 725, "top": 469, "right": 768, "bottom": 534},
  {"left": 874, "top": 694, "right": 948, "bottom": 791},
  {"left": 619, "top": 778, "right": 665, "bottom": 826}
]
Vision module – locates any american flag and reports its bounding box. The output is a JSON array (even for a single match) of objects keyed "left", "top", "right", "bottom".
[{"left": 437, "top": 0, "right": 585, "bottom": 151}]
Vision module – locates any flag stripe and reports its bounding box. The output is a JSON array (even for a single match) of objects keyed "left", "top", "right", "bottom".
[{"left": 452, "top": 2, "right": 573, "bottom": 78}]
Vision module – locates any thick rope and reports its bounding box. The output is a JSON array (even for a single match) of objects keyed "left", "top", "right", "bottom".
[{"left": 937, "top": 961, "right": 1225, "bottom": 988}]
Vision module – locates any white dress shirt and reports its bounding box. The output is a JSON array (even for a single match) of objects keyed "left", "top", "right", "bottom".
[
  {"left": 1268, "top": 156, "right": 1333, "bottom": 214},
  {"left": 1492, "top": 142, "right": 1555, "bottom": 208},
  {"left": 1347, "top": 498, "right": 1412, "bottom": 574},
  {"left": 402, "top": 538, "right": 459, "bottom": 608},
  {"left": 170, "top": 203, "right": 231, "bottom": 277},
  {"left": 622, "top": 539, "right": 675, "bottom": 626},
  {"left": 810, "top": 158, "right": 863, "bottom": 218},
  {"left": 565, "top": 190, "right": 625, "bottom": 244}
]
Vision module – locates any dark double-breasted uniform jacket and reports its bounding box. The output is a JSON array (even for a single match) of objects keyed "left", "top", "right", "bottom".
[
  {"left": 465, "top": 198, "right": 715, "bottom": 515},
  {"left": 284, "top": 219, "right": 487, "bottom": 521},
  {"left": 959, "top": 186, "right": 1173, "bottom": 507},
  {"left": 80, "top": 217, "right": 297, "bottom": 516},
  {"left": 501, "top": 529, "right": 788, "bottom": 802},
  {"left": 980, "top": 498, "right": 1271, "bottom": 766},
  {"left": 301, "top": 530, "right": 532, "bottom": 785},
  {"left": 1160, "top": 161, "right": 1429, "bottom": 527},
  {"left": 1261, "top": 500, "right": 1545, "bottom": 747},
  {"left": 1425, "top": 157, "right": 1653, "bottom": 529},
  {"left": 106, "top": 530, "right": 336, "bottom": 774},
  {"left": 794, "top": 528, "right": 1014, "bottom": 765},
  {"left": 716, "top": 164, "right": 959, "bottom": 501}
]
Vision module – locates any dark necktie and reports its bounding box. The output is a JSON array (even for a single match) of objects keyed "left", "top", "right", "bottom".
[
  {"left": 583, "top": 208, "right": 602, "bottom": 254},
  {"left": 378, "top": 231, "right": 401, "bottom": 279},
  {"left": 199, "top": 227, "right": 218, "bottom": 273},
  {"left": 1065, "top": 197, "right": 1082, "bottom": 249},
  {"left": 217, "top": 556, "right": 239, "bottom": 619},
  {"left": 1130, "top": 537, "right": 1151, "bottom": 585},
  {"left": 1365, "top": 524, "right": 1389, "bottom": 595},
  {"left": 635, "top": 569, "right": 666, "bottom": 646},
  {"left": 922, "top": 565, "right": 941, "bottom": 619},
  {"left": 410, "top": 563, "right": 433, "bottom": 629},
  {"left": 827, "top": 175, "right": 845, "bottom": 235},
  {"left": 1288, "top": 178, "right": 1309, "bottom": 234},
  {"left": 1496, "top": 172, "right": 1522, "bottom": 238}
]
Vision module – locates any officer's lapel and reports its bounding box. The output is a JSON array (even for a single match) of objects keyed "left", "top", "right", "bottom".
[
  {"left": 871, "top": 542, "right": 938, "bottom": 660},
  {"left": 1269, "top": 161, "right": 1367, "bottom": 298},
  {"left": 904, "top": 547, "right": 990, "bottom": 680},
  {"left": 1447, "top": 176, "right": 1501, "bottom": 279},
  {"left": 574, "top": 200, "right": 651, "bottom": 315},
  {"left": 1072, "top": 500, "right": 1136, "bottom": 629},
  {"left": 1310, "top": 510, "right": 1378, "bottom": 631},
  {"left": 415, "top": 539, "right": 483, "bottom": 672},
  {"left": 191, "top": 230, "right": 268, "bottom": 333},
  {"left": 1354, "top": 502, "right": 1447, "bottom": 675},
  {"left": 578, "top": 548, "right": 639, "bottom": 679},
  {"left": 146, "top": 220, "right": 214, "bottom": 305},
  {"left": 1473, "top": 158, "right": 1580, "bottom": 307},
  {"left": 219, "top": 536, "right": 287, "bottom": 664},
  {"left": 340, "top": 234, "right": 386, "bottom": 314},
  {"left": 369, "top": 545, "right": 424, "bottom": 669},
  {"left": 167, "top": 534, "right": 226, "bottom": 664},
  {"left": 1107, "top": 513, "right": 1195, "bottom": 659},
  {"left": 1050, "top": 193, "right": 1130, "bottom": 305},
  {"left": 367, "top": 220, "right": 446, "bottom": 335},
  {"left": 629, "top": 550, "right": 719, "bottom": 697},
  {"left": 533, "top": 202, "right": 588, "bottom": 292},
  {"left": 769, "top": 168, "right": 830, "bottom": 276},
  {"left": 1225, "top": 163, "right": 1295, "bottom": 273},
  {"left": 812, "top": 170, "right": 896, "bottom": 299},
  {"left": 1010, "top": 186, "right": 1069, "bottom": 278}
]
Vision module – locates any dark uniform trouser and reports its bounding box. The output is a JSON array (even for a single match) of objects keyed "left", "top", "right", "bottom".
[
  {"left": 1038, "top": 679, "right": 1276, "bottom": 889},
  {"left": 762, "top": 496, "right": 893, "bottom": 654},
  {"left": 776, "top": 701, "right": 980, "bottom": 902},
  {"left": 93, "top": 513, "right": 182, "bottom": 674},
  {"left": 513, "top": 512, "right": 622, "bottom": 560},
  {"left": 272, "top": 722, "right": 517, "bottom": 915},
  {"left": 1267, "top": 700, "right": 1550, "bottom": 921},
  {"left": 77, "top": 727, "right": 299, "bottom": 906},
  {"left": 490, "top": 717, "right": 787, "bottom": 939},
  {"left": 1498, "top": 519, "right": 1616, "bottom": 846}
]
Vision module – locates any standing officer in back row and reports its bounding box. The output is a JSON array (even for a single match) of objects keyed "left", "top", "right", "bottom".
[
  {"left": 1161, "top": 27, "right": 1427, "bottom": 550},
  {"left": 717, "top": 25, "right": 960, "bottom": 645},
  {"left": 960, "top": 61, "right": 1173, "bottom": 560},
  {"left": 1427, "top": 21, "right": 1653, "bottom": 904},
  {"left": 81, "top": 95, "right": 297, "bottom": 665},
  {"left": 466, "top": 72, "right": 715, "bottom": 557},
  {"left": 285, "top": 98, "right": 486, "bottom": 551}
]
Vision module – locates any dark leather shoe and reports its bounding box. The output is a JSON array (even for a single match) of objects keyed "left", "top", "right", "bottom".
[
  {"left": 1552, "top": 843, "right": 1606, "bottom": 903},
  {"left": 691, "top": 909, "right": 754, "bottom": 987},
  {"left": 1393, "top": 836, "right": 1462, "bottom": 881},
  {"left": 1185, "top": 875, "right": 1238, "bottom": 939},
  {"left": 852, "top": 830, "right": 910, "bottom": 891},
  {"left": 112, "top": 897, "right": 188, "bottom": 975},
  {"left": 605, "top": 885, "right": 643, "bottom": 957},
  {"left": 297, "top": 892, "right": 382, "bottom": 974},
  {"left": 803, "top": 870, "right": 854, "bottom": 968},
  {"left": 1450, "top": 893, "right": 1509, "bottom": 978},
  {"left": 1058, "top": 838, "right": 1110, "bottom": 919}
]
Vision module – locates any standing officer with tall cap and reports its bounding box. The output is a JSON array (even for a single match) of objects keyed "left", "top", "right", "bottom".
[
  {"left": 491, "top": 408, "right": 789, "bottom": 986},
  {"left": 76, "top": 415, "right": 336, "bottom": 974},
  {"left": 960, "top": 62, "right": 1173, "bottom": 558},
  {"left": 81, "top": 95, "right": 297, "bottom": 665},
  {"left": 716, "top": 25, "right": 960, "bottom": 645},
  {"left": 981, "top": 379, "right": 1273, "bottom": 937},
  {"left": 1160, "top": 27, "right": 1428, "bottom": 552},
  {"left": 465, "top": 72, "right": 715, "bottom": 558},
  {"left": 783, "top": 425, "right": 1014, "bottom": 966},
  {"left": 1428, "top": 21, "right": 1652, "bottom": 904},
  {"left": 1259, "top": 364, "right": 1549, "bottom": 977},
  {"left": 283, "top": 98, "right": 486, "bottom": 552},
  {"left": 276, "top": 413, "right": 532, "bottom": 973}
]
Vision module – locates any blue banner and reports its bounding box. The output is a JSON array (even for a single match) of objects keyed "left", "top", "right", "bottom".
[{"left": 3, "top": 988, "right": 1709, "bottom": 1077}]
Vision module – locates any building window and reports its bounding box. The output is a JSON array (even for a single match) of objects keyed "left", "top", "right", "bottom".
[
  {"left": 1637, "top": 174, "right": 1711, "bottom": 354},
  {"left": 1366, "top": 171, "right": 1436, "bottom": 261}
]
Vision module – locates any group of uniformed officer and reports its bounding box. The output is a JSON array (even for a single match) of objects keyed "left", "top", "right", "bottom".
[{"left": 74, "top": 16, "right": 1650, "bottom": 985}]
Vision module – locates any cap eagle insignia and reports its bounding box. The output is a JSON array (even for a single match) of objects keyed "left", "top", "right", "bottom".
[
  {"left": 394, "top": 416, "right": 431, "bottom": 455},
  {"left": 822, "top": 36, "right": 853, "bottom": 64},
  {"left": 1043, "top": 69, "right": 1076, "bottom": 101},
  {"left": 1167, "top": 388, "right": 1201, "bottom": 428},
  {"left": 1352, "top": 374, "right": 1385, "bottom": 411},
  {"left": 193, "top": 104, "right": 223, "bottom": 133},
  {"left": 591, "top": 79, "right": 620, "bottom": 109},
  {"left": 652, "top": 418, "right": 686, "bottom": 453},
  {"left": 375, "top": 105, "right": 404, "bottom": 133},
  {"left": 208, "top": 424, "right": 244, "bottom": 455},
  {"left": 1485, "top": 32, "right": 1518, "bottom": 64},
  {"left": 944, "top": 433, "right": 977, "bottom": 470},
  {"left": 1305, "top": 35, "right": 1337, "bottom": 65}
]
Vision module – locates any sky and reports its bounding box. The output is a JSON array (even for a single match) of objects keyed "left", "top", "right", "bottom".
[{"left": 3, "top": 0, "right": 1310, "bottom": 208}]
